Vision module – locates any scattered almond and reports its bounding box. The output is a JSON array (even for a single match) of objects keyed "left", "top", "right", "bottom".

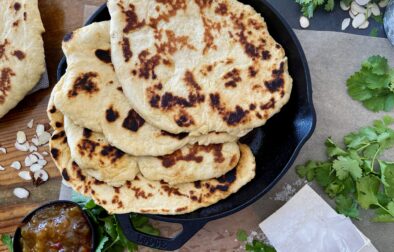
[
  {"left": 0, "top": 165, "right": 5, "bottom": 171},
  {"left": 42, "top": 151, "right": 48, "bottom": 156},
  {"left": 30, "top": 164, "right": 43, "bottom": 172},
  {"left": 37, "top": 159, "right": 47, "bottom": 166},
  {"left": 10, "top": 161, "right": 21, "bottom": 170},
  {"left": 355, "top": 0, "right": 370, "bottom": 6},
  {"left": 31, "top": 137, "right": 39, "bottom": 146},
  {"left": 341, "top": 18, "right": 351, "bottom": 30},
  {"left": 33, "top": 152, "right": 44, "bottom": 160},
  {"left": 352, "top": 13, "right": 367, "bottom": 28},
  {"left": 13, "top": 187, "right": 29, "bottom": 199},
  {"left": 36, "top": 124, "right": 45, "bottom": 137},
  {"left": 18, "top": 171, "right": 32, "bottom": 181},
  {"left": 16, "top": 131, "right": 27, "bottom": 144},
  {"left": 29, "top": 145, "right": 38, "bottom": 152},
  {"left": 378, "top": 0, "right": 388, "bottom": 8},
  {"left": 0, "top": 147, "right": 6, "bottom": 154},
  {"left": 37, "top": 132, "right": 51, "bottom": 145},
  {"left": 358, "top": 20, "right": 370, "bottom": 29},
  {"left": 299, "top": 16, "right": 310, "bottom": 29},
  {"left": 27, "top": 119, "right": 34, "bottom": 129},
  {"left": 15, "top": 142, "right": 29, "bottom": 152}
]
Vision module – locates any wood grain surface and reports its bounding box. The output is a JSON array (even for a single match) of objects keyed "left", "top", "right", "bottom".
[{"left": 0, "top": 1, "right": 105, "bottom": 250}]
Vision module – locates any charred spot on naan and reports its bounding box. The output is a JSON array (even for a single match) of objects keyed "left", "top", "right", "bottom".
[
  {"left": 105, "top": 106, "right": 120, "bottom": 122},
  {"left": 49, "top": 105, "right": 57, "bottom": 114},
  {"left": 209, "top": 92, "right": 250, "bottom": 126},
  {"left": 148, "top": 0, "right": 187, "bottom": 29},
  {"left": 23, "top": 12, "right": 27, "bottom": 21},
  {"left": 159, "top": 143, "right": 225, "bottom": 168},
  {"left": 0, "top": 40, "right": 9, "bottom": 60},
  {"left": 155, "top": 30, "right": 196, "bottom": 55},
  {"left": 55, "top": 122, "right": 63, "bottom": 128},
  {"left": 184, "top": 71, "right": 201, "bottom": 90},
  {"left": 82, "top": 128, "right": 92, "bottom": 138},
  {"left": 118, "top": 3, "right": 145, "bottom": 33},
  {"left": 50, "top": 148, "right": 60, "bottom": 160},
  {"left": 129, "top": 185, "right": 153, "bottom": 199},
  {"left": 121, "top": 37, "right": 132, "bottom": 62},
  {"left": 260, "top": 98, "right": 276, "bottom": 110},
  {"left": 122, "top": 109, "right": 145, "bottom": 131},
  {"left": 12, "top": 50, "right": 25, "bottom": 60},
  {"left": 95, "top": 49, "right": 112, "bottom": 64},
  {"left": 137, "top": 50, "right": 161, "bottom": 80},
  {"left": 264, "top": 62, "right": 285, "bottom": 94},
  {"left": 175, "top": 111, "right": 195, "bottom": 127},
  {"left": 12, "top": 20, "right": 19, "bottom": 27},
  {"left": 0, "top": 68, "right": 16, "bottom": 104},
  {"left": 223, "top": 68, "right": 241, "bottom": 88},
  {"left": 248, "top": 66, "right": 258, "bottom": 78},
  {"left": 68, "top": 72, "right": 99, "bottom": 97},
  {"left": 77, "top": 139, "right": 99, "bottom": 159},
  {"left": 215, "top": 2, "right": 228, "bottom": 15},
  {"left": 13, "top": 2, "right": 21, "bottom": 11},
  {"left": 100, "top": 145, "right": 125, "bottom": 163}
]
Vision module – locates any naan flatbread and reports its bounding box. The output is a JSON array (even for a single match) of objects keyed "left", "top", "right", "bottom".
[
  {"left": 108, "top": 0, "right": 292, "bottom": 135},
  {"left": 64, "top": 109, "right": 240, "bottom": 185},
  {"left": 48, "top": 95, "right": 256, "bottom": 214},
  {"left": 0, "top": 0, "right": 45, "bottom": 118},
  {"left": 55, "top": 21, "right": 245, "bottom": 156}
]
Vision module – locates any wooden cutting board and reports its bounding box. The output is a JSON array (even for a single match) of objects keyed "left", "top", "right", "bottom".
[{"left": 0, "top": 0, "right": 105, "bottom": 250}]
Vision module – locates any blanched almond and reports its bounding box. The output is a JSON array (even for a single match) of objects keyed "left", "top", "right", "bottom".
[
  {"left": 15, "top": 142, "right": 29, "bottom": 152},
  {"left": 30, "top": 164, "right": 43, "bottom": 172},
  {"left": 355, "top": 0, "right": 370, "bottom": 6},
  {"left": 16, "top": 131, "right": 26, "bottom": 144},
  {"left": 352, "top": 13, "right": 367, "bottom": 28},
  {"left": 342, "top": 18, "right": 351, "bottom": 30},
  {"left": 29, "top": 145, "right": 38, "bottom": 152},
  {"left": 33, "top": 170, "right": 49, "bottom": 186},
  {"left": 38, "top": 132, "right": 51, "bottom": 145},
  {"left": 0, "top": 165, "right": 5, "bottom": 171},
  {"left": 36, "top": 124, "right": 45, "bottom": 137},
  {"left": 10, "top": 161, "right": 21, "bottom": 170},
  {"left": 18, "top": 171, "right": 32, "bottom": 181},
  {"left": 299, "top": 16, "right": 310, "bottom": 29},
  {"left": 27, "top": 119, "right": 34, "bottom": 129},
  {"left": 37, "top": 159, "right": 47, "bottom": 166},
  {"left": 13, "top": 188, "right": 29, "bottom": 199}
]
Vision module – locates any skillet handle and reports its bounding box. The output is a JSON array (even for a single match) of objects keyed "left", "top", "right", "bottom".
[{"left": 116, "top": 214, "right": 206, "bottom": 251}]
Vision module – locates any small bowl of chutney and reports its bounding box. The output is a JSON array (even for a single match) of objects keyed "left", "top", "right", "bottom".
[{"left": 13, "top": 200, "right": 95, "bottom": 252}]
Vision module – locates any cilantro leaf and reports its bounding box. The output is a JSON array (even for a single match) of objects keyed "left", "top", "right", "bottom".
[
  {"left": 372, "top": 14, "right": 383, "bottom": 24},
  {"left": 372, "top": 214, "right": 394, "bottom": 222},
  {"left": 246, "top": 240, "right": 276, "bottom": 252},
  {"left": 379, "top": 161, "right": 394, "bottom": 198},
  {"left": 295, "top": 0, "right": 336, "bottom": 18},
  {"left": 237, "top": 229, "right": 248, "bottom": 242},
  {"left": 325, "top": 138, "right": 347, "bottom": 157},
  {"left": 333, "top": 156, "right": 362, "bottom": 180},
  {"left": 296, "top": 160, "right": 318, "bottom": 181},
  {"left": 356, "top": 175, "right": 380, "bottom": 209},
  {"left": 347, "top": 55, "right": 394, "bottom": 112},
  {"left": 1, "top": 234, "right": 13, "bottom": 252},
  {"left": 370, "top": 27, "right": 379, "bottom": 37},
  {"left": 335, "top": 194, "right": 360, "bottom": 219}
]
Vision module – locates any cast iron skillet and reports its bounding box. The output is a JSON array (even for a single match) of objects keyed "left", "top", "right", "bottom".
[{"left": 57, "top": 1, "right": 316, "bottom": 250}]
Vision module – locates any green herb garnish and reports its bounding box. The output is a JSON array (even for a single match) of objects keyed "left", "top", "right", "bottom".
[
  {"left": 237, "top": 229, "right": 276, "bottom": 252},
  {"left": 295, "top": 0, "right": 335, "bottom": 18},
  {"left": 347, "top": 55, "right": 394, "bottom": 112},
  {"left": 72, "top": 192, "right": 159, "bottom": 252},
  {"left": 1, "top": 234, "right": 13, "bottom": 252},
  {"left": 297, "top": 116, "right": 394, "bottom": 221}
]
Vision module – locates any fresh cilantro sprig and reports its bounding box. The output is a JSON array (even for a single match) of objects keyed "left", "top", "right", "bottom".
[
  {"left": 295, "top": 0, "right": 335, "bottom": 18},
  {"left": 236, "top": 229, "right": 276, "bottom": 252},
  {"left": 297, "top": 116, "right": 394, "bottom": 221},
  {"left": 347, "top": 55, "right": 394, "bottom": 112},
  {"left": 1, "top": 234, "right": 13, "bottom": 252},
  {"left": 72, "top": 192, "right": 159, "bottom": 252}
]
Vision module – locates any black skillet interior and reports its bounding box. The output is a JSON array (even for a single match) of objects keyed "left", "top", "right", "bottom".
[{"left": 57, "top": 1, "right": 315, "bottom": 250}]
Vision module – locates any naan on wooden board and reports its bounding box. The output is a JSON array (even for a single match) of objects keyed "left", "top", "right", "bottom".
[
  {"left": 0, "top": 0, "right": 45, "bottom": 118},
  {"left": 54, "top": 21, "right": 245, "bottom": 157},
  {"left": 108, "top": 0, "right": 292, "bottom": 136},
  {"left": 48, "top": 97, "right": 256, "bottom": 214}
]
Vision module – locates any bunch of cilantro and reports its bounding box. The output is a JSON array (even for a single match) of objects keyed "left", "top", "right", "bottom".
[
  {"left": 347, "top": 55, "right": 394, "bottom": 112},
  {"left": 297, "top": 116, "right": 394, "bottom": 221},
  {"left": 72, "top": 192, "right": 159, "bottom": 252}
]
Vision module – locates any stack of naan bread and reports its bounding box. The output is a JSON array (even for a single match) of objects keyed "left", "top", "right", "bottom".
[
  {"left": 48, "top": 0, "right": 292, "bottom": 214},
  {"left": 0, "top": 0, "right": 45, "bottom": 119}
]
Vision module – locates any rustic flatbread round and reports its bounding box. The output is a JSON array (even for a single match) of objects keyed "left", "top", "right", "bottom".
[
  {"left": 63, "top": 109, "right": 241, "bottom": 185},
  {"left": 0, "top": 0, "right": 45, "bottom": 118},
  {"left": 108, "top": 0, "right": 292, "bottom": 135},
  {"left": 54, "top": 21, "right": 245, "bottom": 156},
  {"left": 64, "top": 116, "right": 139, "bottom": 187},
  {"left": 48, "top": 97, "right": 256, "bottom": 214}
]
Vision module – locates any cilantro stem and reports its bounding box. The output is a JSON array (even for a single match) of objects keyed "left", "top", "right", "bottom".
[
  {"left": 371, "top": 146, "right": 381, "bottom": 173},
  {"left": 103, "top": 236, "right": 120, "bottom": 252},
  {"left": 356, "top": 143, "right": 371, "bottom": 152},
  {"left": 376, "top": 203, "right": 394, "bottom": 217}
]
